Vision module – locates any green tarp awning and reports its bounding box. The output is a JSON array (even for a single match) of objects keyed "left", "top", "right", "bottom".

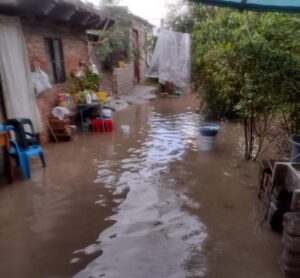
[{"left": 192, "top": 0, "right": 300, "bottom": 13}]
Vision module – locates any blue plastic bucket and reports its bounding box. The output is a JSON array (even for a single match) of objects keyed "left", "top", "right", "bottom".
[
  {"left": 199, "top": 135, "right": 216, "bottom": 151},
  {"left": 198, "top": 124, "right": 220, "bottom": 152},
  {"left": 199, "top": 124, "right": 220, "bottom": 137}
]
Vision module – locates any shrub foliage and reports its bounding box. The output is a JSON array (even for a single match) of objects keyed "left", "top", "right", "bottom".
[{"left": 167, "top": 2, "right": 300, "bottom": 159}]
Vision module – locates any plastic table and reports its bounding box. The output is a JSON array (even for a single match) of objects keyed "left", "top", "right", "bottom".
[{"left": 78, "top": 102, "right": 105, "bottom": 132}]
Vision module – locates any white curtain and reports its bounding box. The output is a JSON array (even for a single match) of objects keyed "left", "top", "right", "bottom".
[{"left": 0, "top": 15, "right": 42, "bottom": 131}]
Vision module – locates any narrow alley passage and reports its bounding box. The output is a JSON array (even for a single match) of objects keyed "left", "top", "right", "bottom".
[{"left": 0, "top": 93, "right": 283, "bottom": 278}]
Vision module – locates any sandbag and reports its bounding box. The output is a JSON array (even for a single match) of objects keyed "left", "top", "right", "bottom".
[
  {"left": 282, "top": 249, "right": 300, "bottom": 267},
  {"left": 283, "top": 212, "right": 300, "bottom": 236},
  {"left": 281, "top": 258, "right": 300, "bottom": 277},
  {"left": 282, "top": 232, "right": 300, "bottom": 253}
]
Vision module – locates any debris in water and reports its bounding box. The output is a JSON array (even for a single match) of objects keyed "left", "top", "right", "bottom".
[
  {"left": 121, "top": 125, "right": 130, "bottom": 134},
  {"left": 95, "top": 199, "right": 106, "bottom": 205},
  {"left": 70, "top": 258, "right": 80, "bottom": 264},
  {"left": 223, "top": 172, "right": 232, "bottom": 177}
]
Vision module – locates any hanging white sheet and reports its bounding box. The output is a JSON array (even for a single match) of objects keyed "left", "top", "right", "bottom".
[
  {"left": 0, "top": 15, "right": 42, "bottom": 131},
  {"left": 146, "top": 29, "right": 191, "bottom": 88}
]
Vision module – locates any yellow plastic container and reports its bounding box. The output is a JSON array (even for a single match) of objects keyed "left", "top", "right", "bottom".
[
  {"left": 118, "top": 61, "right": 125, "bottom": 69},
  {"left": 97, "top": 92, "right": 108, "bottom": 103}
]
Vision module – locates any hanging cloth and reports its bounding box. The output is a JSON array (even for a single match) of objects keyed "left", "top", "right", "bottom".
[
  {"left": 146, "top": 29, "right": 191, "bottom": 88},
  {"left": 0, "top": 15, "right": 42, "bottom": 131}
]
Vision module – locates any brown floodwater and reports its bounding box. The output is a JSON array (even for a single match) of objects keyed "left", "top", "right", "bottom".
[{"left": 0, "top": 93, "right": 284, "bottom": 278}]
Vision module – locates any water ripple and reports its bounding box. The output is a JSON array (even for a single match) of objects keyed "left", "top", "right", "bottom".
[{"left": 73, "top": 110, "right": 207, "bottom": 278}]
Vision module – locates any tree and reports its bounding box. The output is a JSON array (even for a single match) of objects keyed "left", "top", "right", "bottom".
[
  {"left": 92, "top": 2, "right": 133, "bottom": 71},
  {"left": 166, "top": 0, "right": 217, "bottom": 33},
  {"left": 196, "top": 10, "right": 300, "bottom": 159}
]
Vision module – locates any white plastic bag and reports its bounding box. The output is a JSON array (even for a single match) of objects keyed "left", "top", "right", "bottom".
[
  {"left": 32, "top": 65, "right": 52, "bottom": 95},
  {"left": 52, "top": 106, "right": 70, "bottom": 120}
]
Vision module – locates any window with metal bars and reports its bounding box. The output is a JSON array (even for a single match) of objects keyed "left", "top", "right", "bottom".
[{"left": 45, "top": 38, "right": 66, "bottom": 84}]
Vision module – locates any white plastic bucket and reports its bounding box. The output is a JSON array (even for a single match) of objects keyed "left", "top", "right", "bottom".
[
  {"left": 198, "top": 135, "right": 216, "bottom": 151},
  {"left": 102, "top": 109, "right": 112, "bottom": 119},
  {"left": 121, "top": 125, "right": 130, "bottom": 134}
]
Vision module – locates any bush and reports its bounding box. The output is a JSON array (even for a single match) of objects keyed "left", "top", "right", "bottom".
[{"left": 168, "top": 4, "right": 300, "bottom": 159}]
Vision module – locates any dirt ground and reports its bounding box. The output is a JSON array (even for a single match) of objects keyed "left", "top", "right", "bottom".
[{"left": 0, "top": 93, "right": 284, "bottom": 278}]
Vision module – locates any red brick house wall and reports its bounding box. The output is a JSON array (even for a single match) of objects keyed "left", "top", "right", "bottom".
[
  {"left": 21, "top": 19, "right": 90, "bottom": 144},
  {"left": 111, "top": 17, "right": 153, "bottom": 95}
]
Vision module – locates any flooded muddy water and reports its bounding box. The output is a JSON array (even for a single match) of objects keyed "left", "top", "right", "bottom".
[{"left": 0, "top": 93, "right": 284, "bottom": 278}]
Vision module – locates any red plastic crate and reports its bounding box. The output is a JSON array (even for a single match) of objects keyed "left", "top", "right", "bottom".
[{"left": 92, "top": 119, "right": 114, "bottom": 133}]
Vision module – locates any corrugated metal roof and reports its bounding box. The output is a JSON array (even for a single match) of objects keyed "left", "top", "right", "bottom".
[{"left": 0, "top": 0, "right": 114, "bottom": 29}]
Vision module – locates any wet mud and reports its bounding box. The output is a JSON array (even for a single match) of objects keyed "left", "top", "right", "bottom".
[{"left": 0, "top": 93, "right": 284, "bottom": 278}]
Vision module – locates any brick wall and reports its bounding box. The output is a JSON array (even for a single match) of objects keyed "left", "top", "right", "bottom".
[
  {"left": 18, "top": 18, "right": 152, "bottom": 143},
  {"left": 99, "top": 71, "right": 114, "bottom": 94},
  {"left": 112, "top": 19, "right": 152, "bottom": 95},
  {"left": 113, "top": 63, "right": 134, "bottom": 95},
  {"left": 35, "top": 84, "right": 68, "bottom": 144},
  {"left": 132, "top": 18, "right": 152, "bottom": 83},
  {"left": 22, "top": 19, "right": 90, "bottom": 144}
]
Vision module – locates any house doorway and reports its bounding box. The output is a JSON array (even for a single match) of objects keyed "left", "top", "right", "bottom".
[{"left": 132, "top": 29, "right": 140, "bottom": 83}]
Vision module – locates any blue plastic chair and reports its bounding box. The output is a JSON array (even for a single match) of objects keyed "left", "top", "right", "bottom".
[{"left": 0, "top": 124, "right": 46, "bottom": 179}]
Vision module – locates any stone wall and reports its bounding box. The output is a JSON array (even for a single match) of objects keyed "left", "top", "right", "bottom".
[{"left": 22, "top": 19, "right": 90, "bottom": 144}]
